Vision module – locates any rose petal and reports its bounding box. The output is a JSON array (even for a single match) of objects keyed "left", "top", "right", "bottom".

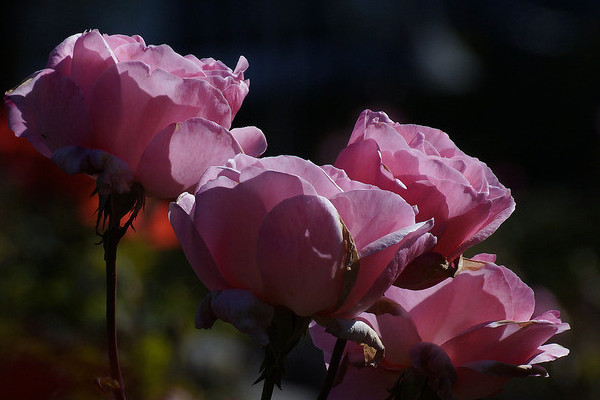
[
  {"left": 168, "top": 197, "right": 229, "bottom": 290},
  {"left": 47, "top": 33, "right": 81, "bottom": 75},
  {"left": 137, "top": 117, "right": 242, "bottom": 198},
  {"left": 89, "top": 61, "right": 232, "bottom": 170},
  {"left": 191, "top": 184, "right": 266, "bottom": 295},
  {"left": 335, "top": 139, "right": 406, "bottom": 192},
  {"left": 70, "top": 30, "right": 118, "bottom": 103},
  {"left": 196, "top": 289, "right": 274, "bottom": 346},
  {"left": 112, "top": 42, "right": 202, "bottom": 76},
  {"left": 336, "top": 226, "right": 436, "bottom": 318},
  {"left": 230, "top": 126, "right": 267, "bottom": 157},
  {"left": 243, "top": 156, "right": 343, "bottom": 198},
  {"left": 442, "top": 319, "right": 566, "bottom": 367},
  {"left": 5, "top": 69, "right": 92, "bottom": 156},
  {"left": 257, "top": 195, "right": 346, "bottom": 316}
]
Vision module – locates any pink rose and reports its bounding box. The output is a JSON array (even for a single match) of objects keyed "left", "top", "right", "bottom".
[
  {"left": 169, "top": 154, "right": 436, "bottom": 320},
  {"left": 335, "top": 110, "right": 515, "bottom": 263},
  {"left": 4, "top": 30, "right": 266, "bottom": 198},
  {"left": 311, "top": 254, "right": 570, "bottom": 400}
]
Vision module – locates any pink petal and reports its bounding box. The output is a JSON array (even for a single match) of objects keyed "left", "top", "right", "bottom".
[
  {"left": 321, "top": 164, "right": 378, "bottom": 192},
  {"left": 69, "top": 30, "right": 119, "bottom": 104},
  {"left": 533, "top": 310, "right": 570, "bottom": 334},
  {"left": 89, "top": 61, "right": 231, "bottom": 170},
  {"left": 237, "top": 169, "right": 319, "bottom": 212},
  {"left": 335, "top": 139, "right": 406, "bottom": 193},
  {"left": 188, "top": 55, "right": 249, "bottom": 118},
  {"left": 195, "top": 166, "right": 241, "bottom": 193},
  {"left": 230, "top": 126, "right": 267, "bottom": 157},
  {"left": 400, "top": 124, "right": 463, "bottom": 158},
  {"left": 442, "top": 319, "right": 565, "bottom": 367},
  {"left": 528, "top": 343, "right": 570, "bottom": 364},
  {"left": 103, "top": 32, "right": 146, "bottom": 48},
  {"left": 233, "top": 55, "right": 249, "bottom": 75},
  {"left": 224, "top": 152, "right": 264, "bottom": 171},
  {"left": 243, "top": 156, "right": 342, "bottom": 198},
  {"left": 191, "top": 184, "right": 267, "bottom": 296},
  {"left": 46, "top": 33, "right": 81, "bottom": 76},
  {"left": 374, "top": 308, "right": 422, "bottom": 368},
  {"left": 5, "top": 69, "right": 92, "bottom": 157},
  {"left": 336, "top": 226, "right": 436, "bottom": 318},
  {"left": 329, "top": 189, "right": 417, "bottom": 252},
  {"left": 315, "top": 317, "right": 385, "bottom": 365},
  {"left": 168, "top": 196, "right": 229, "bottom": 290},
  {"left": 385, "top": 273, "right": 507, "bottom": 345},
  {"left": 136, "top": 117, "right": 242, "bottom": 198},
  {"left": 111, "top": 42, "right": 203, "bottom": 76},
  {"left": 456, "top": 192, "right": 515, "bottom": 256},
  {"left": 432, "top": 197, "right": 494, "bottom": 260},
  {"left": 323, "top": 189, "right": 429, "bottom": 316},
  {"left": 221, "top": 79, "right": 249, "bottom": 119},
  {"left": 410, "top": 342, "right": 456, "bottom": 400},
  {"left": 257, "top": 195, "right": 346, "bottom": 316},
  {"left": 347, "top": 109, "right": 395, "bottom": 146},
  {"left": 309, "top": 321, "right": 337, "bottom": 366}
]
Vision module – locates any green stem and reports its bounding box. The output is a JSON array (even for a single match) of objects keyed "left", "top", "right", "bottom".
[{"left": 317, "top": 338, "right": 347, "bottom": 400}]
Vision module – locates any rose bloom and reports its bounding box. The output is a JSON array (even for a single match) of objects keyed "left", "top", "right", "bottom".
[
  {"left": 169, "top": 154, "right": 436, "bottom": 319},
  {"left": 4, "top": 30, "right": 266, "bottom": 198},
  {"left": 335, "top": 110, "right": 515, "bottom": 263},
  {"left": 311, "top": 254, "right": 570, "bottom": 400}
]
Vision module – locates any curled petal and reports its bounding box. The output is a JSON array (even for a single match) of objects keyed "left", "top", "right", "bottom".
[
  {"left": 230, "top": 126, "right": 267, "bottom": 157},
  {"left": 5, "top": 69, "right": 92, "bottom": 156},
  {"left": 321, "top": 164, "right": 377, "bottom": 192},
  {"left": 527, "top": 343, "right": 570, "bottom": 364},
  {"left": 442, "top": 319, "right": 568, "bottom": 368},
  {"left": 47, "top": 33, "right": 81, "bottom": 75},
  {"left": 335, "top": 139, "right": 406, "bottom": 192},
  {"left": 315, "top": 317, "right": 385, "bottom": 367},
  {"left": 195, "top": 289, "right": 274, "bottom": 346},
  {"left": 334, "top": 222, "right": 435, "bottom": 318}
]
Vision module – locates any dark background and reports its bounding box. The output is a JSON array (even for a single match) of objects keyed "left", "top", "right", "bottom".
[{"left": 1, "top": 1, "right": 599, "bottom": 399}]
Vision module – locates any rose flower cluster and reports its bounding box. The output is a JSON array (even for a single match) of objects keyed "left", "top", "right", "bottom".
[{"left": 5, "top": 30, "right": 569, "bottom": 400}]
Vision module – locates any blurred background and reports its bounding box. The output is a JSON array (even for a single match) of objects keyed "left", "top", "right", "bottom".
[{"left": 1, "top": 0, "right": 599, "bottom": 399}]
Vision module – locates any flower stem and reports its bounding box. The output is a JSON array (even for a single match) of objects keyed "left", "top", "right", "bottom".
[
  {"left": 261, "top": 378, "right": 275, "bottom": 400},
  {"left": 103, "top": 224, "right": 127, "bottom": 400},
  {"left": 317, "top": 338, "right": 347, "bottom": 400},
  {"left": 94, "top": 183, "right": 144, "bottom": 400}
]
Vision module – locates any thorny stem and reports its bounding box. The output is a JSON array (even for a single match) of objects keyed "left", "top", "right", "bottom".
[{"left": 317, "top": 338, "right": 347, "bottom": 400}]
